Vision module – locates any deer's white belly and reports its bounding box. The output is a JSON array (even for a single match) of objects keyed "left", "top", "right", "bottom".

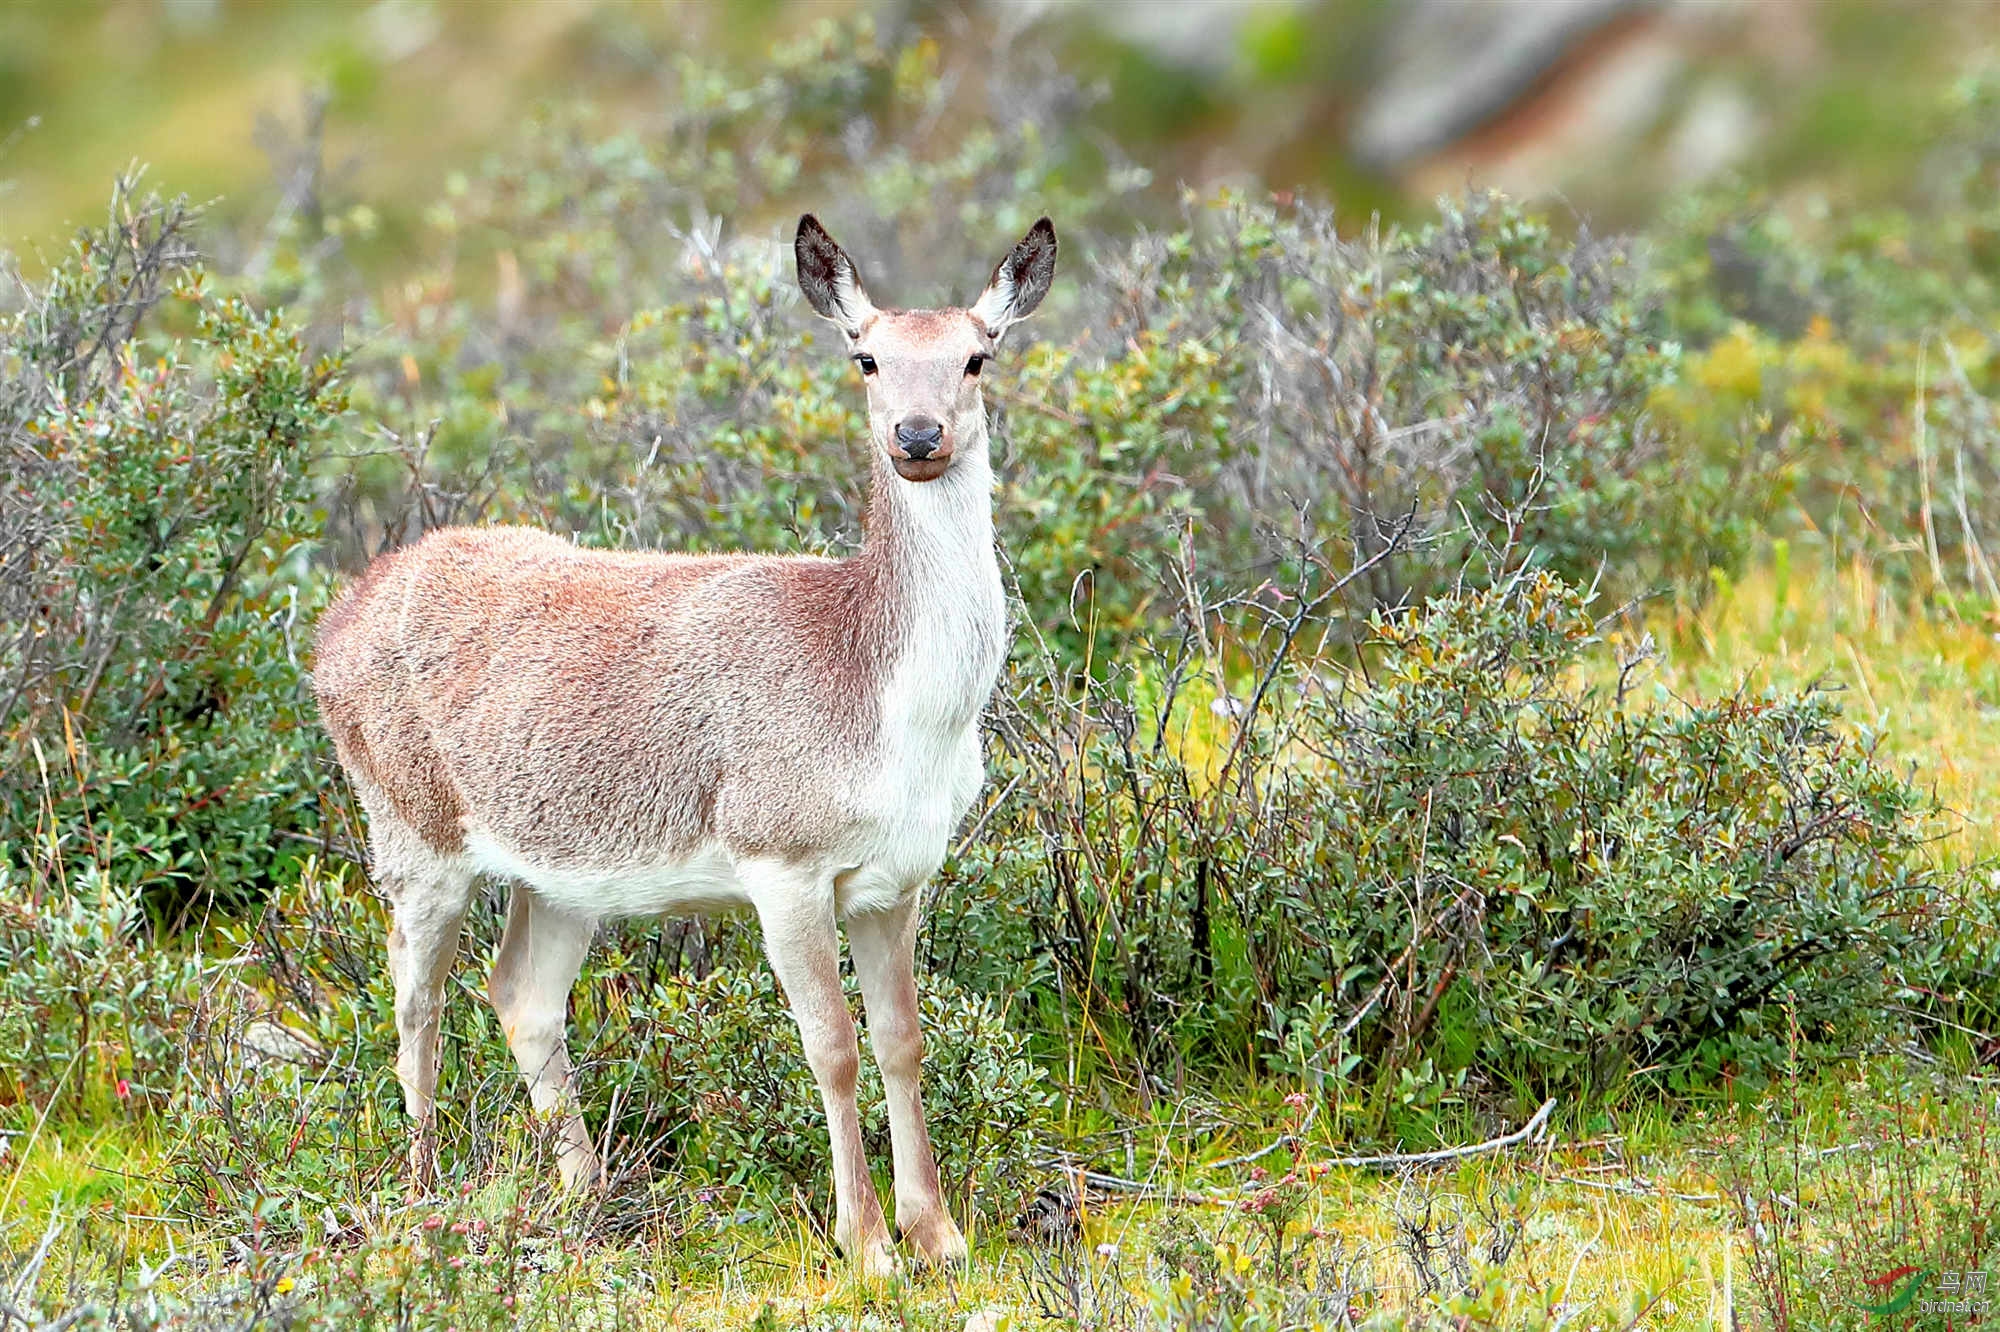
[
  {"left": 465, "top": 832, "right": 750, "bottom": 919},
  {"left": 462, "top": 618, "right": 996, "bottom": 924}
]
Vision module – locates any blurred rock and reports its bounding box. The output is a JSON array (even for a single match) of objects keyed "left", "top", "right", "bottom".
[
  {"left": 1353, "top": 0, "right": 1647, "bottom": 169},
  {"left": 1358, "top": 0, "right": 1770, "bottom": 200},
  {"left": 1021, "top": 0, "right": 1764, "bottom": 203},
  {"left": 1012, "top": 0, "right": 1272, "bottom": 69},
  {"left": 240, "top": 1018, "right": 325, "bottom": 1069}
]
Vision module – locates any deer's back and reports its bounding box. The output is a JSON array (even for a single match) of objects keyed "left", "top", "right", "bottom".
[{"left": 314, "top": 527, "right": 892, "bottom": 898}]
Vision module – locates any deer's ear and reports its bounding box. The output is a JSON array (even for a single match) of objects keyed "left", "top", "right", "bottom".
[
  {"left": 795, "top": 215, "right": 876, "bottom": 335},
  {"left": 970, "top": 217, "right": 1057, "bottom": 338}
]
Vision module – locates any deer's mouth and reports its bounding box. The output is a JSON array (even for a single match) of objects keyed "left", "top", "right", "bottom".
[{"left": 891, "top": 456, "right": 952, "bottom": 482}]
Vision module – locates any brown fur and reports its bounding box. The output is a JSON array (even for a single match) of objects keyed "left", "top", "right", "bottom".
[{"left": 315, "top": 524, "right": 904, "bottom": 865}]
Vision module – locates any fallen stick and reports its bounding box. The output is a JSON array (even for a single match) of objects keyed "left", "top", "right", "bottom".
[
  {"left": 1039, "top": 1098, "right": 1560, "bottom": 1202},
  {"left": 1056, "top": 1168, "right": 1237, "bottom": 1206},
  {"left": 1203, "top": 1103, "right": 1316, "bottom": 1173},
  {"left": 1316, "top": 1097, "right": 1558, "bottom": 1173},
  {"left": 1203, "top": 1135, "right": 1298, "bottom": 1173}
]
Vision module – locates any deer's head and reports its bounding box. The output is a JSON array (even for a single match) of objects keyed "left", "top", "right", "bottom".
[{"left": 796, "top": 215, "right": 1057, "bottom": 483}]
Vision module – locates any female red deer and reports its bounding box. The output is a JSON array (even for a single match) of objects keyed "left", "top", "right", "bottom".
[{"left": 313, "top": 215, "right": 1056, "bottom": 1274}]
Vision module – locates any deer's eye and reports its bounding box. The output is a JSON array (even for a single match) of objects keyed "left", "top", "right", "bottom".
[
  {"left": 965, "top": 355, "right": 985, "bottom": 377},
  {"left": 854, "top": 354, "right": 878, "bottom": 376}
]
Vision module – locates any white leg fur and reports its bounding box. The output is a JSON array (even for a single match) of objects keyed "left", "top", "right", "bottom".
[
  {"left": 377, "top": 825, "right": 474, "bottom": 1192},
  {"left": 848, "top": 895, "right": 968, "bottom": 1267},
  {"left": 743, "top": 858, "right": 896, "bottom": 1276},
  {"left": 487, "top": 885, "right": 603, "bottom": 1191}
]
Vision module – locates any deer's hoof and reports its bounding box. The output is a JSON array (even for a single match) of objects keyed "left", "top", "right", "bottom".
[
  {"left": 903, "top": 1211, "right": 970, "bottom": 1271},
  {"left": 859, "top": 1235, "right": 902, "bottom": 1280}
]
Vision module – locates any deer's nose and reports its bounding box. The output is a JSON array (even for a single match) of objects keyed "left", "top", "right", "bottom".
[{"left": 895, "top": 416, "right": 943, "bottom": 459}]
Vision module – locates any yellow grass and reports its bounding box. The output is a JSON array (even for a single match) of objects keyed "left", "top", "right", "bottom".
[
  {"left": 1648, "top": 547, "right": 2000, "bottom": 861},
  {"left": 4, "top": 1100, "right": 1745, "bottom": 1328}
]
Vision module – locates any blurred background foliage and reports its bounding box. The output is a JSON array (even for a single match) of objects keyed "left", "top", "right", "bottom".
[{"left": 4, "top": 0, "right": 1999, "bottom": 260}]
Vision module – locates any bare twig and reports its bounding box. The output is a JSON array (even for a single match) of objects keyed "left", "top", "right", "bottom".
[
  {"left": 1319, "top": 1098, "right": 1558, "bottom": 1173},
  {"left": 1028, "top": 1161, "right": 1237, "bottom": 1206},
  {"left": 949, "top": 771, "right": 1023, "bottom": 861},
  {"left": 1339, "top": 879, "right": 1483, "bottom": 1040},
  {"left": 1915, "top": 339, "right": 1950, "bottom": 599},
  {"left": 989, "top": 383, "right": 1087, "bottom": 428}
]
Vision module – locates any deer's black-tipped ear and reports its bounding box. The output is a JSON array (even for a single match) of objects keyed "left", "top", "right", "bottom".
[
  {"left": 795, "top": 214, "right": 875, "bottom": 334},
  {"left": 970, "top": 217, "right": 1057, "bottom": 338}
]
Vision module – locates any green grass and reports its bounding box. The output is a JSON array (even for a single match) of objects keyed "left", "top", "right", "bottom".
[{"left": 3, "top": 1109, "right": 1735, "bottom": 1328}]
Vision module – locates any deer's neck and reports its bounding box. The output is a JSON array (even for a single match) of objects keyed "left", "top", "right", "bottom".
[{"left": 855, "top": 420, "right": 1005, "bottom": 726}]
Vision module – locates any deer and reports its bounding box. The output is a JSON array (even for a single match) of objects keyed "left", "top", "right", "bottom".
[{"left": 311, "top": 214, "right": 1056, "bottom": 1275}]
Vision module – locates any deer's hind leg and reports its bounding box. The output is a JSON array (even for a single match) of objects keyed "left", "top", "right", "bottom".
[
  {"left": 487, "top": 884, "right": 602, "bottom": 1192},
  {"left": 371, "top": 809, "right": 476, "bottom": 1193}
]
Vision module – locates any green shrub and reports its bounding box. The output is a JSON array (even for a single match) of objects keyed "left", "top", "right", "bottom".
[
  {"left": 0, "top": 865, "right": 202, "bottom": 1115},
  {"left": 0, "top": 185, "right": 346, "bottom": 913},
  {"left": 613, "top": 963, "right": 1053, "bottom": 1209},
  {"left": 952, "top": 566, "right": 1947, "bottom": 1124},
  {"left": 1054, "top": 190, "right": 1784, "bottom": 615}
]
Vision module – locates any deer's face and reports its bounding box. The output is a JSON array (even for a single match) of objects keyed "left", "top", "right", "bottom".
[
  {"left": 797, "top": 215, "right": 1057, "bottom": 483},
  {"left": 843, "top": 311, "right": 991, "bottom": 482}
]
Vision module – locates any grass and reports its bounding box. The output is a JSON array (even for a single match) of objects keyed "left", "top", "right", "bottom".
[
  {"left": 3, "top": 1108, "right": 1735, "bottom": 1328},
  {"left": 35, "top": 1056, "right": 1952, "bottom": 1329}
]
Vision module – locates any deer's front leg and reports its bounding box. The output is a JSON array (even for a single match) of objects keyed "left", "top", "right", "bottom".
[
  {"left": 848, "top": 893, "right": 968, "bottom": 1268},
  {"left": 745, "top": 861, "right": 895, "bottom": 1276}
]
